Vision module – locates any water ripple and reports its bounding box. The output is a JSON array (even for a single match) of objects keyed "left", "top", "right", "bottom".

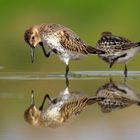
[{"left": 0, "top": 71, "right": 140, "bottom": 80}]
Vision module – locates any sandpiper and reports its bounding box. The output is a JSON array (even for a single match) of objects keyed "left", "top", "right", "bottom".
[
  {"left": 24, "top": 23, "right": 105, "bottom": 77},
  {"left": 24, "top": 88, "right": 100, "bottom": 128},
  {"left": 96, "top": 32, "right": 140, "bottom": 77},
  {"left": 96, "top": 79, "right": 140, "bottom": 113}
]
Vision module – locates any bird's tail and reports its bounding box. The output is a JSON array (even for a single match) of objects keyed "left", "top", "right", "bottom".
[
  {"left": 136, "top": 42, "right": 140, "bottom": 46},
  {"left": 136, "top": 100, "right": 140, "bottom": 106},
  {"left": 87, "top": 46, "right": 105, "bottom": 54},
  {"left": 86, "top": 97, "right": 105, "bottom": 105}
]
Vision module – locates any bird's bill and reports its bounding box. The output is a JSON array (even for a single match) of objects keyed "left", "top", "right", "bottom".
[
  {"left": 30, "top": 46, "right": 35, "bottom": 63},
  {"left": 31, "top": 90, "right": 35, "bottom": 106}
]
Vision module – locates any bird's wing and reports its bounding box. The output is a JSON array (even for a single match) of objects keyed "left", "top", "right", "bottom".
[
  {"left": 41, "top": 24, "right": 105, "bottom": 54},
  {"left": 97, "top": 32, "right": 136, "bottom": 53},
  {"left": 58, "top": 29, "right": 90, "bottom": 54},
  {"left": 59, "top": 98, "right": 90, "bottom": 122}
]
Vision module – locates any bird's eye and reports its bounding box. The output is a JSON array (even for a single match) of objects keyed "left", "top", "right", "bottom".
[{"left": 32, "top": 36, "right": 35, "bottom": 40}]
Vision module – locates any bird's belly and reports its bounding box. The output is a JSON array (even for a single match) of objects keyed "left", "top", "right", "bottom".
[
  {"left": 47, "top": 109, "right": 59, "bottom": 117},
  {"left": 43, "top": 34, "right": 64, "bottom": 52},
  {"left": 58, "top": 51, "right": 86, "bottom": 65},
  {"left": 99, "top": 53, "right": 133, "bottom": 64},
  {"left": 59, "top": 51, "right": 85, "bottom": 59},
  {"left": 98, "top": 54, "right": 115, "bottom": 64},
  {"left": 116, "top": 47, "right": 140, "bottom": 63},
  {"left": 46, "top": 106, "right": 61, "bottom": 121},
  {"left": 99, "top": 47, "right": 140, "bottom": 64},
  {"left": 115, "top": 55, "right": 131, "bottom": 63}
]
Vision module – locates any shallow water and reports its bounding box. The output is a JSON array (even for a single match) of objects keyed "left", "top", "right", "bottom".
[{"left": 1, "top": 71, "right": 140, "bottom": 140}]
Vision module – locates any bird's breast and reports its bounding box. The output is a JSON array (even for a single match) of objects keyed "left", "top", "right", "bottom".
[
  {"left": 45, "top": 101, "right": 64, "bottom": 118},
  {"left": 42, "top": 34, "right": 65, "bottom": 52}
]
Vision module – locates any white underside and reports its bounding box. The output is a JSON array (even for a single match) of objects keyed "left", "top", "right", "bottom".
[
  {"left": 44, "top": 87, "right": 81, "bottom": 121},
  {"left": 116, "top": 83, "right": 140, "bottom": 100},
  {"left": 46, "top": 101, "right": 63, "bottom": 121},
  {"left": 115, "top": 47, "right": 140, "bottom": 64},
  {"left": 45, "top": 88, "right": 70, "bottom": 120}
]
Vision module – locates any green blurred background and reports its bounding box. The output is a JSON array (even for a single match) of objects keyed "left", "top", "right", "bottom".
[
  {"left": 1, "top": 1, "right": 140, "bottom": 139},
  {"left": 0, "top": 0, "right": 140, "bottom": 73}
]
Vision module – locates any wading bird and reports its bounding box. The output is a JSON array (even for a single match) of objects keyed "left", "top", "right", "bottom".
[
  {"left": 24, "top": 23, "right": 105, "bottom": 77},
  {"left": 96, "top": 32, "right": 140, "bottom": 77}
]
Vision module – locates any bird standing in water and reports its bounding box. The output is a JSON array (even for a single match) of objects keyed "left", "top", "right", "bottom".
[
  {"left": 24, "top": 23, "right": 105, "bottom": 77},
  {"left": 96, "top": 32, "right": 140, "bottom": 77}
]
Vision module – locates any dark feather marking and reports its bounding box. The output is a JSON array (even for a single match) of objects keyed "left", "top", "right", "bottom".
[{"left": 110, "top": 53, "right": 127, "bottom": 68}]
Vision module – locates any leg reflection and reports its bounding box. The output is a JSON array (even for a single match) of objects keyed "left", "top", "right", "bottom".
[{"left": 39, "top": 94, "right": 52, "bottom": 111}]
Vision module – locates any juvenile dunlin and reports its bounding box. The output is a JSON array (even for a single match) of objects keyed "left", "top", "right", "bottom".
[
  {"left": 96, "top": 32, "right": 140, "bottom": 77},
  {"left": 24, "top": 23, "right": 105, "bottom": 77}
]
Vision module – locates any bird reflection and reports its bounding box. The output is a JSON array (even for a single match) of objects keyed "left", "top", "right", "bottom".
[
  {"left": 24, "top": 86, "right": 101, "bottom": 128},
  {"left": 96, "top": 78, "right": 140, "bottom": 113}
]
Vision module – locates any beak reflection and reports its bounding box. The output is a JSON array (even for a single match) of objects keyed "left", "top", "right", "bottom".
[{"left": 30, "top": 46, "right": 35, "bottom": 63}]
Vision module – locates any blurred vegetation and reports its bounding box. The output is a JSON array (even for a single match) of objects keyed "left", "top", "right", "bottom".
[{"left": 0, "top": 0, "right": 140, "bottom": 72}]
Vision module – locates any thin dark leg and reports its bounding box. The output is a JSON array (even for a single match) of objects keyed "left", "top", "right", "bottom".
[
  {"left": 124, "top": 64, "right": 128, "bottom": 78},
  {"left": 65, "top": 65, "right": 69, "bottom": 78},
  {"left": 109, "top": 62, "right": 114, "bottom": 68},
  {"left": 110, "top": 58, "right": 116, "bottom": 68},
  {"left": 65, "top": 65, "right": 70, "bottom": 87},
  {"left": 109, "top": 77, "right": 113, "bottom": 83},
  {"left": 65, "top": 76, "right": 69, "bottom": 87},
  {"left": 39, "top": 42, "right": 51, "bottom": 58},
  {"left": 39, "top": 94, "right": 51, "bottom": 111}
]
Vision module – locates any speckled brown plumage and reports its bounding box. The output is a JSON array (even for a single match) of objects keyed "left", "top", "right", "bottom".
[
  {"left": 24, "top": 88, "right": 100, "bottom": 128},
  {"left": 59, "top": 97, "right": 98, "bottom": 122},
  {"left": 96, "top": 32, "right": 140, "bottom": 77},
  {"left": 96, "top": 79, "right": 140, "bottom": 113},
  {"left": 24, "top": 23, "right": 105, "bottom": 77},
  {"left": 97, "top": 32, "right": 138, "bottom": 53}
]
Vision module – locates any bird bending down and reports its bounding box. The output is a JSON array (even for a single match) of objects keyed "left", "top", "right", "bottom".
[
  {"left": 96, "top": 32, "right": 140, "bottom": 77},
  {"left": 24, "top": 23, "right": 105, "bottom": 77},
  {"left": 24, "top": 88, "right": 101, "bottom": 128}
]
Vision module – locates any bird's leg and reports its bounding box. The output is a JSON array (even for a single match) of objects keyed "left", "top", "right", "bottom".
[
  {"left": 65, "top": 65, "right": 70, "bottom": 87},
  {"left": 39, "top": 42, "right": 51, "bottom": 58},
  {"left": 65, "top": 65, "right": 69, "bottom": 78},
  {"left": 109, "top": 57, "right": 116, "bottom": 68},
  {"left": 65, "top": 76, "right": 69, "bottom": 87},
  {"left": 124, "top": 64, "right": 128, "bottom": 78},
  {"left": 39, "top": 94, "right": 52, "bottom": 111},
  {"left": 109, "top": 61, "right": 115, "bottom": 68},
  {"left": 109, "top": 77, "right": 113, "bottom": 83}
]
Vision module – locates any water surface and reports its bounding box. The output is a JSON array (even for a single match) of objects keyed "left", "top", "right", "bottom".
[{"left": 1, "top": 71, "right": 140, "bottom": 140}]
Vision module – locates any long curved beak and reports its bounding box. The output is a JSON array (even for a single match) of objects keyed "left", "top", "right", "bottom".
[{"left": 30, "top": 46, "right": 35, "bottom": 63}]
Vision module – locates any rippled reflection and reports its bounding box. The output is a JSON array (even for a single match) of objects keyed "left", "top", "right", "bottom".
[
  {"left": 96, "top": 78, "right": 140, "bottom": 113},
  {"left": 24, "top": 83, "right": 100, "bottom": 128}
]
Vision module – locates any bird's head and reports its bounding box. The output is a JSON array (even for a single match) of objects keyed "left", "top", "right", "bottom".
[
  {"left": 24, "top": 25, "right": 42, "bottom": 63},
  {"left": 24, "top": 90, "right": 41, "bottom": 126},
  {"left": 24, "top": 105, "right": 41, "bottom": 126}
]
